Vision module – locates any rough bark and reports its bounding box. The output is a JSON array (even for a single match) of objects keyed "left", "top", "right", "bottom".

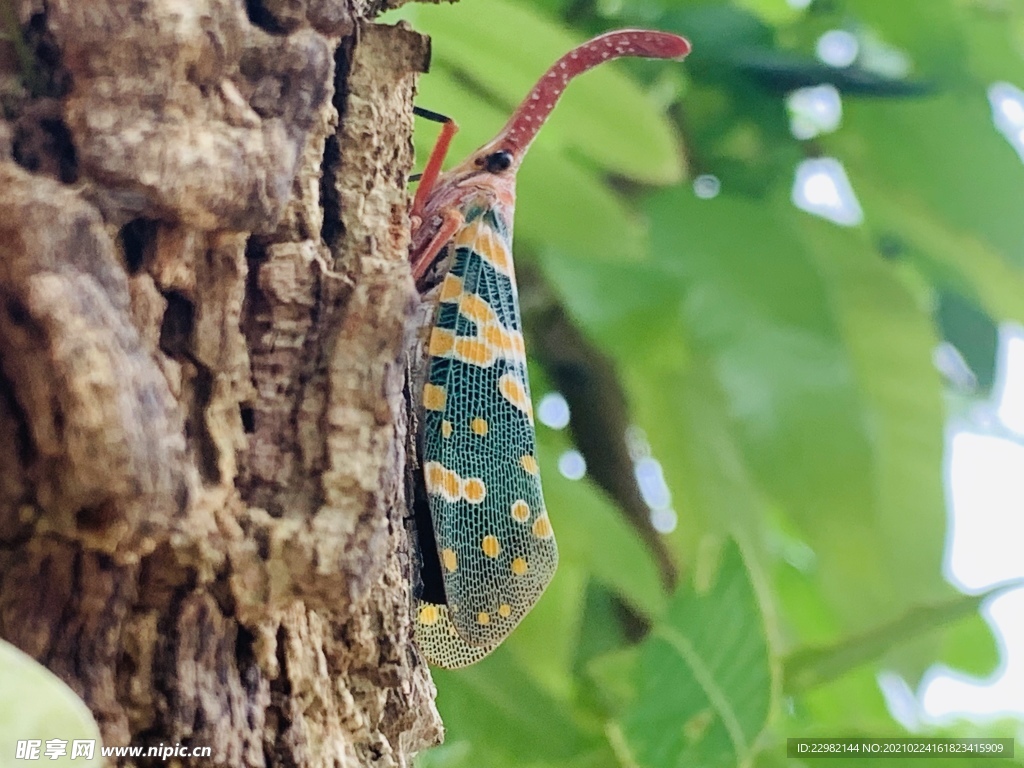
[{"left": 0, "top": 0, "right": 443, "bottom": 764}]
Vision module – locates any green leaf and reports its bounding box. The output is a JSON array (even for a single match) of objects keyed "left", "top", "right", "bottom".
[
  {"left": 836, "top": 90, "right": 1024, "bottom": 271},
  {"left": 733, "top": 0, "right": 807, "bottom": 26},
  {"left": 634, "top": 185, "right": 952, "bottom": 638},
  {"left": 430, "top": 651, "right": 604, "bottom": 768},
  {"left": 517, "top": 144, "right": 648, "bottom": 261},
  {"left": 787, "top": 204, "right": 951, "bottom": 614},
  {"left": 619, "top": 540, "right": 776, "bottom": 768},
  {"left": 857, "top": 180, "right": 1024, "bottom": 328},
  {"left": 845, "top": 0, "right": 996, "bottom": 84},
  {"left": 537, "top": 247, "right": 690, "bottom": 364},
  {"left": 586, "top": 645, "right": 642, "bottom": 717},
  {"left": 958, "top": 0, "right": 1024, "bottom": 85},
  {"left": 0, "top": 640, "right": 103, "bottom": 767},
  {"left": 791, "top": 666, "right": 901, "bottom": 734},
  {"left": 539, "top": 426, "right": 668, "bottom": 620},
  {"left": 732, "top": 48, "right": 932, "bottom": 95},
  {"left": 937, "top": 608, "right": 1001, "bottom": 679},
  {"left": 558, "top": 178, "right": 967, "bottom": 678},
  {"left": 660, "top": 4, "right": 775, "bottom": 71},
  {"left": 784, "top": 584, "right": 1019, "bottom": 694},
  {"left": 935, "top": 290, "right": 999, "bottom": 391},
  {"left": 504, "top": 560, "right": 587, "bottom": 699}
]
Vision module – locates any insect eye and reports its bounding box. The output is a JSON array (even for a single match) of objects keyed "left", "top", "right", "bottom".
[{"left": 483, "top": 151, "right": 513, "bottom": 174}]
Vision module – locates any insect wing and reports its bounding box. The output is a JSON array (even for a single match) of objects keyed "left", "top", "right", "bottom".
[
  {"left": 414, "top": 602, "right": 498, "bottom": 668},
  {"left": 416, "top": 204, "right": 557, "bottom": 652}
]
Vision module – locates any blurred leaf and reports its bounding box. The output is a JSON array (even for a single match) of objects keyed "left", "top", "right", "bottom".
[
  {"left": 733, "top": 0, "right": 807, "bottom": 26},
  {"left": 0, "top": 640, "right": 103, "bottom": 767},
  {"left": 619, "top": 540, "right": 776, "bottom": 768},
  {"left": 586, "top": 644, "right": 643, "bottom": 715},
  {"left": 793, "top": 664, "right": 901, "bottom": 733},
  {"left": 857, "top": 181, "right": 1024, "bottom": 328},
  {"left": 503, "top": 561, "right": 586, "bottom": 699},
  {"left": 959, "top": 0, "right": 1024, "bottom": 85},
  {"left": 540, "top": 425, "right": 668, "bottom": 620},
  {"left": 936, "top": 290, "right": 999, "bottom": 391},
  {"left": 641, "top": 185, "right": 950, "bottom": 633},
  {"left": 554, "top": 177, "right": 966, "bottom": 671},
  {"left": 430, "top": 650, "right": 605, "bottom": 768},
  {"left": 661, "top": 5, "right": 930, "bottom": 93},
  {"left": 517, "top": 143, "right": 648, "bottom": 261},
  {"left": 0, "top": 0, "right": 43, "bottom": 96},
  {"left": 936, "top": 605, "right": 1001, "bottom": 679},
  {"left": 732, "top": 49, "right": 933, "bottom": 95},
  {"left": 661, "top": 4, "right": 775, "bottom": 71},
  {"left": 785, "top": 585, "right": 1015, "bottom": 694},
  {"left": 844, "top": 0, "right": 981, "bottom": 84},
  {"left": 786, "top": 206, "right": 957, "bottom": 686},
  {"left": 538, "top": 248, "right": 689, "bottom": 364},
  {"left": 836, "top": 91, "right": 1024, "bottom": 270}
]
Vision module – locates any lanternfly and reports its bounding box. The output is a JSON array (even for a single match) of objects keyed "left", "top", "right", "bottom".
[{"left": 408, "top": 29, "right": 691, "bottom": 668}]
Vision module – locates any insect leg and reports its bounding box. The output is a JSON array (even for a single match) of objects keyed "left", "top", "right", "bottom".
[
  {"left": 410, "top": 208, "right": 463, "bottom": 283},
  {"left": 410, "top": 108, "right": 459, "bottom": 221}
]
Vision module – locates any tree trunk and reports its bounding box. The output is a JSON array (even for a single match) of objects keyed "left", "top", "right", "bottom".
[{"left": 0, "top": 0, "right": 443, "bottom": 764}]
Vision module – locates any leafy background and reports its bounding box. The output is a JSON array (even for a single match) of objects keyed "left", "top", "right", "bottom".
[{"left": 385, "top": 0, "right": 1024, "bottom": 766}]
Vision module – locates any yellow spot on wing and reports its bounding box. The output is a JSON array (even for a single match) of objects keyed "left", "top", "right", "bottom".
[
  {"left": 418, "top": 605, "right": 439, "bottom": 625},
  {"left": 520, "top": 454, "right": 539, "bottom": 475},
  {"left": 423, "top": 383, "right": 446, "bottom": 411},
  {"left": 463, "top": 477, "right": 487, "bottom": 504},
  {"left": 460, "top": 293, "right": 498, "bottom": 326},
  {"left": 428, "top": 327, "right": 455, "bottom": 357},
  {"left": 440, "top": 470, "right": 460, "bottom": 500},
  {"left": 511, "top": 500, "right": 530, "bottom": 522},
  {"left": 455, "top": 337, "right": 496, "bottom": 367},
  {"left": 453, "top": 221, "right": 479, "bottom": 249},
  {"left": 426, "top": 463, "right": 491, "bottom": 504},
  {"left": 477, "top": 612, "right": 490, "bottom": 625},
  {"left": 511, "top": 557, "right": 528, "bottom": 575},
  {"left": 442, "top": 548, "right": 458, "bottom": 572},
  {"left": 439, "top": 273, "right": 463, "bottom": 302},
  {"left": 498, "top": 604, "right": 511, "bottom": 618},
  {"left": 483, "top": 326, "right": 526, "bottom": 362},
  {"left": 477, "top": 227, "right": 513, "bottom": 276},
  {"left": 471, "top": 417, "right": 488, "bottom": 436},
  {"left": 425, "top": 462, "right": 445, "bottom": 490},
  {"left": 454, "top": 220, "right": 514, "bottom": 278},
  {"left": 532, "top": 515, "right": 553, "bottom": 539},
  {"left": 499, "top": 373, "right": 534, "bottom": 423},
  {"left": 425, "top": 461, "right": 461, "bottom": 501},
  {"left": 482, "top": 535, "right": 501, "bottom": 558},
  {"left": 442, "top": 420, "right": 453, "bottom": 438}
]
